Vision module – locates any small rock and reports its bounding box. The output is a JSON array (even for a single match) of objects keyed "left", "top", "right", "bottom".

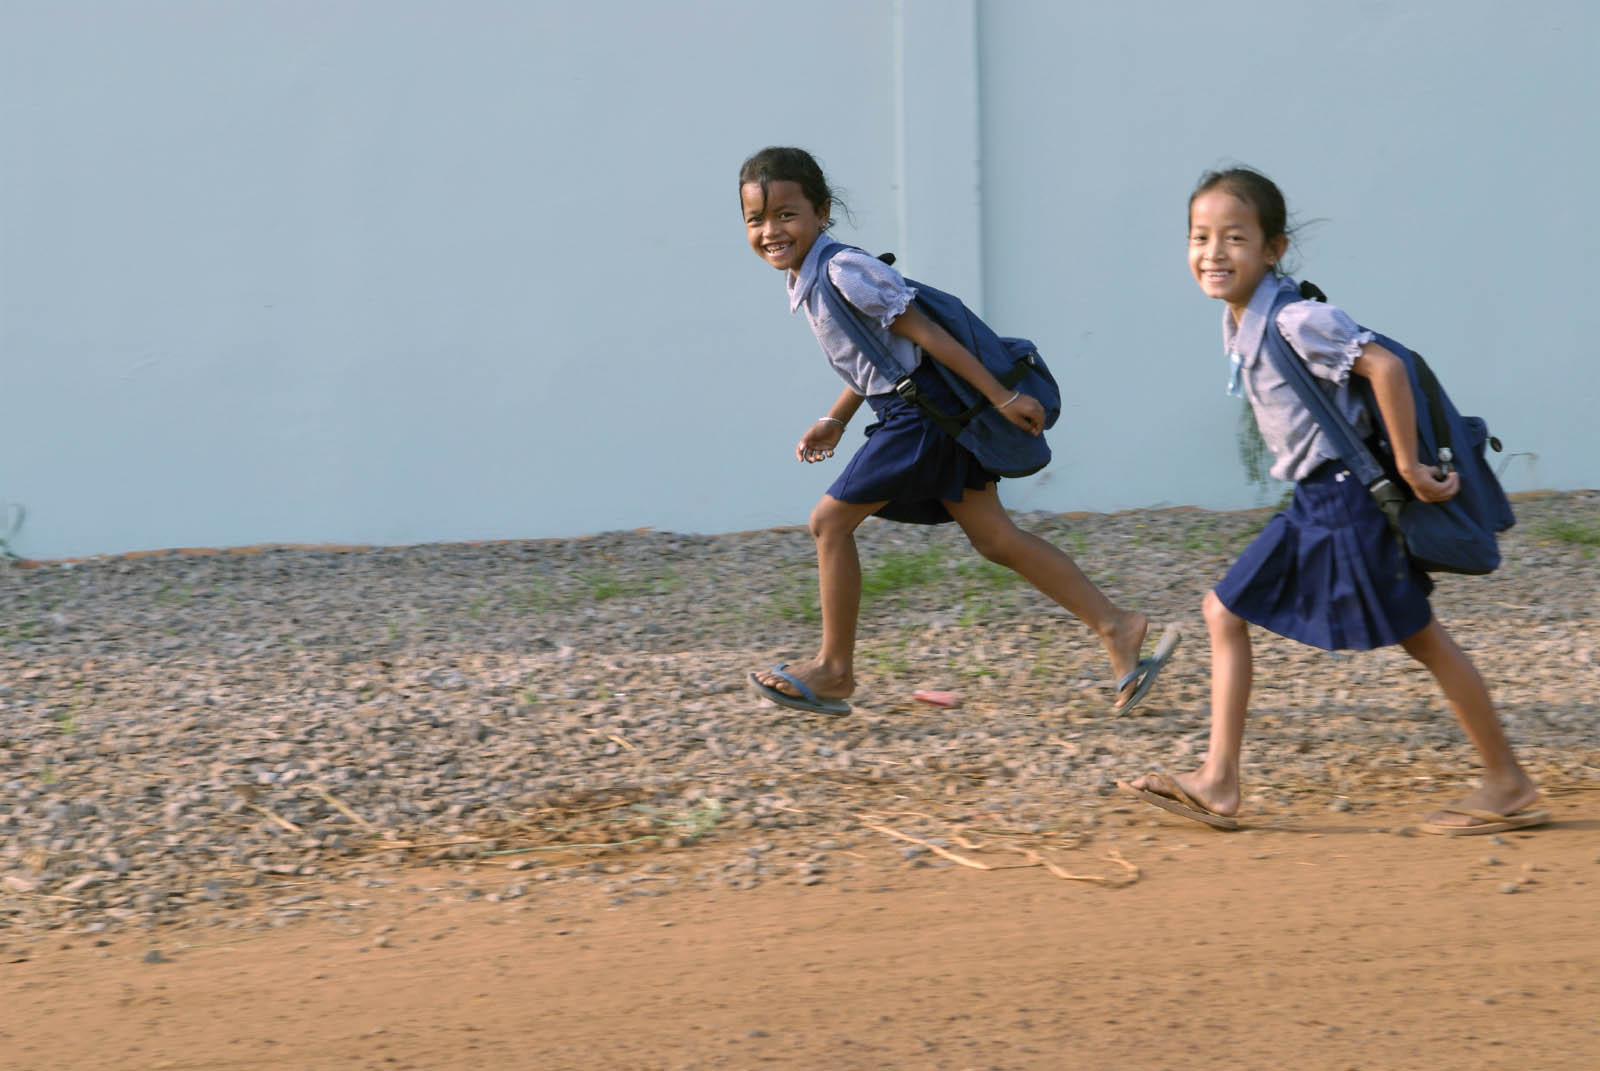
[
  {"left": 143, "top": 949, "right": 169, "bottom": 964},
  {"left": 1499, "top": 883, "right": 1519, "bottom": 895}
]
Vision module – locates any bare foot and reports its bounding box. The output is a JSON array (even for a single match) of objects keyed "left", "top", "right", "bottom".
[
  {"left": 1102, "top": 610, "right": 1148, "bottom": 709},
  {"left": 1128, "top": 768, "right": 1241, "bottom": 818},
  {"left": 751, "top": 658, "right": 854, "bottom": 703},
  {"left": 1422, "top": 778, "right": 1541, "bottom": 829}
]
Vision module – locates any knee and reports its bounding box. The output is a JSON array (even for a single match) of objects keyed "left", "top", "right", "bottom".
[
  {"left": 1202, "top": 590, "right": 1242, "bottom": 632},
  {"left": 966, "top": 525, "right": 1020, "bottom": 568},
  {"left": 808, "top": 500, "right": 851, "bottom": 545}
]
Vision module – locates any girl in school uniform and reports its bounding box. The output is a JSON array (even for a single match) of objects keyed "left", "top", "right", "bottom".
[
  {"left": 1123, "top": 167, "right": 1542, "bottom": 835},
  {"left": 737, "top": 145, "right": 1177, "bottom": 716}
]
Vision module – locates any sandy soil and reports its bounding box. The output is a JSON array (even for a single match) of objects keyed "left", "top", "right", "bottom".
[{"left": 5, "top": 786, "right": 1599, "bottom": 1071}]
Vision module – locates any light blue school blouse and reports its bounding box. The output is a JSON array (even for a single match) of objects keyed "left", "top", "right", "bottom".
[
  {"left": 788, "top": 233, "right": 921, "bottom": 397},
  {"left": 1224, "top": 272, "right": 1377, "bottom": 483}
]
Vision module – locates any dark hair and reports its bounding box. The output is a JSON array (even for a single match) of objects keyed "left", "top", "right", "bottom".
[
  {"left": 738, "top": 146, "right": 847, "bottom": 229},
  {"left": 1189, "top": 166, "right": 1294, "bottom": 269}
]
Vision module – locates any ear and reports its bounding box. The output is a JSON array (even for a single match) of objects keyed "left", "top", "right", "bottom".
[
  {"left": 819, "top": 199, "right": 832, "bottom": 229},
  {"left": 1266, "top": 234, "right": 1289, "bottom": 268}
]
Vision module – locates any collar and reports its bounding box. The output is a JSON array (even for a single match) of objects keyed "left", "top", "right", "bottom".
[
  {"left": 1222, "top": 272, "right": 1299, "bottom": 361},
  {"left": 787, "top": 232, "right": 842, "bottom": 313}
]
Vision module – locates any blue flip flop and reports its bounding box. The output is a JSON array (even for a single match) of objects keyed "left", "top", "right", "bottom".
[
  {"left": 1114, "top": 624, "right": 1181, "bottom": 712},
  {"left": 749, "top": 664, "right": 852, "bottom": 715}
]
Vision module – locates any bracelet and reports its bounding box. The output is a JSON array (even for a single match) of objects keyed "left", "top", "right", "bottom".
[
  {"left": 995, "top": 391, "right": 1021, "bottom": 411},
  {"left": 817, "top": 416, "right": 845, "bottom": 428}
]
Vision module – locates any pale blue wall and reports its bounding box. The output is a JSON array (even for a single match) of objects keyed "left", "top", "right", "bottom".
[{"left": 2, "top": 0, "right": 1594, "bottom": 558}]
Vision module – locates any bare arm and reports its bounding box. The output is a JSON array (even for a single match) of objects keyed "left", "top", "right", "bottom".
[
  {"left": 888, "top": 304, "right": 1044, "bottom": 435},
  {"left": 1352, "top": 342, "right": 1459, "bottom": 502}
]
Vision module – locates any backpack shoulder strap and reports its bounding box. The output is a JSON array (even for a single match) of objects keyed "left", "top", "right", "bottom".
[
  {"left": 814, "top": 244, "right": 913, "bottom": 382},
  {"left": 1260, "top": 283, "right": 1407, "bottom": 522}
]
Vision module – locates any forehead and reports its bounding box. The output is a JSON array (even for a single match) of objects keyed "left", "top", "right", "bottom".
[
  {"left": 1189, "top": 189, "right": 1260, "bottom": 229},
  {"left": 740, "top": 179, "right": 811, "bottom": 213}
]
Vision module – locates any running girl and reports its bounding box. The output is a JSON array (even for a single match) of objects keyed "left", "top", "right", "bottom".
[
  {"left": 1123, "top": 167, "right": 1542, "bottom": 835},
  {"left": 738, "top": 146, "right": 1177, "bottom": 716}
]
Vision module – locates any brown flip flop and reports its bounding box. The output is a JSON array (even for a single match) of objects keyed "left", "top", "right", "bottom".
[
  {"left": 1118, "top": 772, "right": 1240, "bottom": 832},
  {"left": 1417, "top": 807, "right": 1549, "bottom": 837}
]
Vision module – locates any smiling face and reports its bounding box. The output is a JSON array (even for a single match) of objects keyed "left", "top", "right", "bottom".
[
  {"left": 741, "top": 179, "right": 829, "bottom": 273},
  {"left": 1188, "top": 188, "right": 1287, "bottom": 318}
]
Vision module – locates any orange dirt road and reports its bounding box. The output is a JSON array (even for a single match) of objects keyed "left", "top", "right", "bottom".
[{"left": 5, "top": 795, "right": 1599, "bottom": 1071}]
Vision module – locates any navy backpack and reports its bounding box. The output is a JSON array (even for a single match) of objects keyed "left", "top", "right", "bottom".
[
  {"left": 1262, "top": 281, "right": 1515, "bottom": 574},
  {"left": 815, "top": 245, "right": 1060, "bottom": 478}
]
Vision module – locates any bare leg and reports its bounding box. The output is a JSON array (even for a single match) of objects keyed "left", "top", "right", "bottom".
[
  {"left": 752, "top": 494, "right": 885, "bottom": 702},
  {"left": 1130, "top": 589, "right": 1250, "bottom": 815},
  {"left": 941, "top": 485, "right": 1150, "bottom": 706},
  {"left": 1401, "top": 618, "right": 1539, "bottom": 825}
]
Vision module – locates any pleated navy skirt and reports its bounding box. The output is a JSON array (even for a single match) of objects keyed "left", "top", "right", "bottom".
[
  {"left": 1214, "top": 460, "right": 1434, "bottom": 651},
  {"left": 827, "top": 362, "right": 998, "bottom": 525}
]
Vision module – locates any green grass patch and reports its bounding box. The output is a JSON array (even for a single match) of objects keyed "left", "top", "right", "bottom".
[
  {"left": 1539, "top": 517, "right": 1600, "bottom": 553},
  {"left": 515, "top": 566, "right": 682, "bottom": 614},
  {"left": 1537, "top": 516, "right": 1600, "bottom": 559},
  {"left": 1029, "top": 634, "right": 1058, "bottom": 679},
  {"left": 861, "top": 547, "right": 951, "bottom": 600},
  {"left": 516, "top": 577, "right": 558, "bottom": 614},
  {"left": 581, "top": 566, "right": 683, "bottom": 603},
  {"left": 955, "top": 559, "right": 1023, "bottom": 588},
  {"left": 765, "top": 569, "right": 820, "bottom": 624},
  {"left": 154, "top": 583, "right": 192, "bottom": 607},
  {"left": 860, "top": 636, "right": 913, "bottom": 677},
  {"left": 956, "top": 593, "right": 996, "bottom": 627}
]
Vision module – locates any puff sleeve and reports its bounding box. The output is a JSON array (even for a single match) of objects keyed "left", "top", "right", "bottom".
[
  {"left": 825, "top": 250, "right": 918, "bottom": 330},
  {"left": 1274, "top": 301, "right": 1376, "bottom": 385}
]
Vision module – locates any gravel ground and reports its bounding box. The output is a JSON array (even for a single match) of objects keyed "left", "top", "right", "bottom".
[{"left": 2, "top": 492, "right": 1596, "bottom": 936}]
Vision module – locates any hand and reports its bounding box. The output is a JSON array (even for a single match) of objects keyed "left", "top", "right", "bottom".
[
  {"left": 996, "top": 393, "right": 1046, "bottom": 436},
  {"left": 1401, "top": 461, "right": 1460, "bottom": 503},
  {"left": 796, "top": 420, "right": 844, "bottom": 463}
]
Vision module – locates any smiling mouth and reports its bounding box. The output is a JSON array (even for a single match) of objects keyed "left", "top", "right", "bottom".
[{"left": 765, "top": 241, "right": 794, "bottom": 257}]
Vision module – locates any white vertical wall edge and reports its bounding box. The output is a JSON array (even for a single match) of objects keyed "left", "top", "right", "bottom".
[{"left": 892, "top": 0, "right": 983, "bottom": 313}]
